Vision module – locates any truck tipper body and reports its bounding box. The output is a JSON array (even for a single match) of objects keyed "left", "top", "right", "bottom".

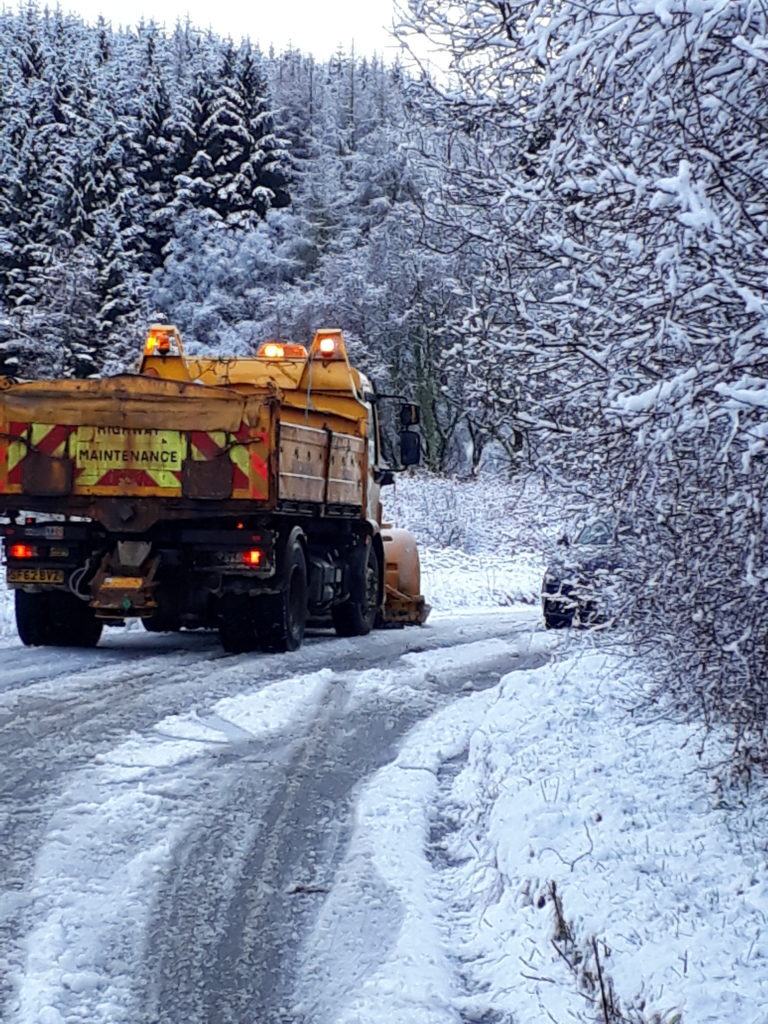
[{"left": 0, "top": 325, "right": 427, "bottom": 652}]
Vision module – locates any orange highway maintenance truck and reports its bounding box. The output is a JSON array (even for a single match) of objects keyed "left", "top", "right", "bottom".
[{"left": 0, "top": 324, "right": 428, "bottom": 652}]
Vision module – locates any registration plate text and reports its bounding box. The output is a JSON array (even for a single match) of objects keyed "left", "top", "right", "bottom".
[{"left": 7, "top": 568, "right": 65, "bottom": 584}]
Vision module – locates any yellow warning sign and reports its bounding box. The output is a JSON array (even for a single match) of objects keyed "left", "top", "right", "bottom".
[{"left": 73, "top": 426, "right": 184, "bottom": 489}]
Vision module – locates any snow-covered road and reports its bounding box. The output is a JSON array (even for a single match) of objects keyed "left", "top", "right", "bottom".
[
  {"left": 5, "top": 596, "right": 768, "bottom": 1024},
  {"left": 0, "top": 608, "right": 548, "bottom": 1024}
]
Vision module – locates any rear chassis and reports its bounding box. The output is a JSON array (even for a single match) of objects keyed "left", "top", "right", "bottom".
[
  {"left": 2, "top": 508, "right": 428, "bottom": 650},
  {"left": 3, "top": 505, "right": 356, "bottom": 614}
]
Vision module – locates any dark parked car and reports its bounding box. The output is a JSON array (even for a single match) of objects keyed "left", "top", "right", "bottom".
[{"left": 541, "top": 519, "right": 621, "bottom": 629}]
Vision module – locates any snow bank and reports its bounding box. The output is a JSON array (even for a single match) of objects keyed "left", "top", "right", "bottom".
[
  {"left": 384, "top": 472, "right": 553, "bottom": 609},
  {"left": 421, "top": 547, "right": 543, "bottom": 609},
  {"left": 444, "top": 649, "right": 768, "bottom": 1021}
]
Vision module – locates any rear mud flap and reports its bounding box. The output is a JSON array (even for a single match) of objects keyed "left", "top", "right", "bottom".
[{"left": 22, "top": 452, "right": 73, "bottom": 497}]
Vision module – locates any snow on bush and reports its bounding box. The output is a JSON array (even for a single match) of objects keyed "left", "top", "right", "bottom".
[
  {"left": 384, "top": 471, "right": 555, "bottom": 609},
  {"left": 384, "top": 471, "right": 561, "bottom": 555},
  {"left": 398, "top": 0, "right": 768, "bottom": 743}
]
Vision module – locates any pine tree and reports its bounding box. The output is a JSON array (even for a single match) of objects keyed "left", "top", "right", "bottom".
[
  {"left": 129, "top": 36, "right": 183, "bottom": 272},
  {"left": 172, "top": 38, "right": 290, "bottom": 226}
]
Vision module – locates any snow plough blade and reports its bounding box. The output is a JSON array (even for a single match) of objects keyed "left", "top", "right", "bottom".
[{"left": 380, "top": 528, "right": 430, "bottom": 626}]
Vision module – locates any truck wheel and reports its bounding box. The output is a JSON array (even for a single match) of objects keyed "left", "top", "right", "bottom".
[
  {"left": 332, "top": 540, "right": 381, "bottom": 638},
  {"left": 48, "top": 591, "right": 103, "bottom": 647},
  {"left": 16, "top": 590, "right": 102, "bottom": 647},
  {"left": 15, "top": 591, "right": 52, "bottom": 646},
  {"left": 262, "top": 535, "right": 307, "bottom": 653},
  {"left": 218, "top": 595, "right": 260, "bottom": 654}
]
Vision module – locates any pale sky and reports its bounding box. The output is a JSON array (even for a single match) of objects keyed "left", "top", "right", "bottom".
[{"left": 58, "top": 0, "right": 402, "bottom": 58}]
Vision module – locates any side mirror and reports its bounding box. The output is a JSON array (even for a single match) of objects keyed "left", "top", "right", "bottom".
[
  {"left": 400, "top": 403, "right": 420, "bottom": 428},
  {"left": 400, "top": 429, "right": 421, "bottom": 468}
]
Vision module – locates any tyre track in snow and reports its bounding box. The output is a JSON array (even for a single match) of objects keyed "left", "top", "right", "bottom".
[
  {"left": 426, "top": 753, "right": 497, "bottom": 1024},
  {"left": 142, "top": 621, "right": 549, "bottom": 1024},
  {"left": 0, "top": 635, "right": 235, "bottom": 1015},
  {"left": 1, "top": 611, "right": 538, "bottom": 1020}
]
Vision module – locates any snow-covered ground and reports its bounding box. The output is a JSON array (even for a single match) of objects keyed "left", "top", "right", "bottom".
[
  {"left": 309, "top": 629, "right": 768, "bottom": 1024},
  {"left": 4, "top": 474, "right": 768, "bottom": 1023}
]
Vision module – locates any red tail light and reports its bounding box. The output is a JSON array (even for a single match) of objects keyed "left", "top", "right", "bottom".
[
  {"left": 242, "top": 549, "right": 263, "bottom": 567},
  {"left": 9, "top": 544, "right": 35, "bottom": 559}
]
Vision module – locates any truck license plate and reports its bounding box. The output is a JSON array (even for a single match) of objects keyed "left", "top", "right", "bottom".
[{"left": 7, "top": 568, "right": 64, "bottom": 584}]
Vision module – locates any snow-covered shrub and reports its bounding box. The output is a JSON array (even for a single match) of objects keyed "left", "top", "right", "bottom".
[
  {"left": 383, "top": 471, "right": 554, "bottom": 608},
  {"left": 383, "top": 471, "right": 562, "bottom": 555}
]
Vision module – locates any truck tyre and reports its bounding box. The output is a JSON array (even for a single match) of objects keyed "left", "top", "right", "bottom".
[
  {"left": 262, "top": 533, "right": 308, "bottom": 653},
  {"left": 15, "top": 591, "right": 52, "bottom": 646},
  {"left": 16, "top": 590, "right": 102, "bottom": 647},
  {"left": 48, "top": 591, "right": 103, "bottom": 647},
  {"left": 332, "top": 540, "right": 381, "bottom": 638},
  {"left": 218, "top": 595, "right": 260, "bottom": 654}
]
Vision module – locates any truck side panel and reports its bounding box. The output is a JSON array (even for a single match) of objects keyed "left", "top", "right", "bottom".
[{"left": 278, "top": 423, "right": 365, "bottom": 507}]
